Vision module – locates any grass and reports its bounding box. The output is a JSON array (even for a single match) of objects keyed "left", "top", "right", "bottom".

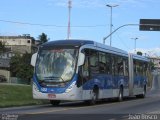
[{"left": 0, "top": 84, "right": 48, "bottom": 108}]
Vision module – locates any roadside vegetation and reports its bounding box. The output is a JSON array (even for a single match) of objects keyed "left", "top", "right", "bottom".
[{"left": 0, "top": 84, "right": 48, "bottom": 108}]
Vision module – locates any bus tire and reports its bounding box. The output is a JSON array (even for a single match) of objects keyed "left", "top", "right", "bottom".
[
  {"left": 50, "top": 100, "right": 60, "bottom": 106},
  {"left": 118, "top": 86, "right": 123, "bottom": 102},
  {"left": 136, "top": 85, "right": 146, "bottom": 98}
]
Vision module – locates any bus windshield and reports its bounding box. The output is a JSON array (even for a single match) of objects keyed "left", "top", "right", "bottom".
[{"left": 35, "top": 48, "right": 78, "bottom": 86}]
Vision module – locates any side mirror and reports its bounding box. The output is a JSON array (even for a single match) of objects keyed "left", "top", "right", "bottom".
[
  {"left": 31, "top": 53, "right": 38, "bottom": 67},
  {"left": 78, "top": 53, "right": 85, "bottom": 66}
]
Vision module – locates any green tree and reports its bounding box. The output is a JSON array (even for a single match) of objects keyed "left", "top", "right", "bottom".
[
  {"left": 10, "top": 52, "right": 33, "bottom": 84},
  {"left": 38, "top": 33, "right": 49, "bottom": 44},
  {"left": 137, "top": 51, "right": 143, "bottom": 56},
  {"left": 10, "top": 54, "right": 21, "bottom": 76}
]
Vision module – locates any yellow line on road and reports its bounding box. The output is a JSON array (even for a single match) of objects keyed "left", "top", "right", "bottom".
[
  {"left": 24, "top": 96, "right": 151, "bottom": 114},
  {"left": 26, "top": 98, "right": 148, "bottom": 114},
  {"left": 25, "top": 102, "right": 117, "bottom": 114},
  {"left": 28, "top": 108, "right": 70, "bottom": 114}
]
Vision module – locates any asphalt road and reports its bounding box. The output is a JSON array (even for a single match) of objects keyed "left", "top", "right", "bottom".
[{"left": 1, "top": 89, "right": 160, "bottom": 120}]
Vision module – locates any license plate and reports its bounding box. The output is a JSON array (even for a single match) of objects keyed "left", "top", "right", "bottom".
[{"left": 48, "top": 93, "right": 56, "bottom": 99}]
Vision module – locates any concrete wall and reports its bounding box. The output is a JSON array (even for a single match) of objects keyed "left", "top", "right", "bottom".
[
  {"left": 10, "top": 45, "right": 31, "bottom": 53},
  {"left": 0, "top": 69, "right": 10, "bottom": 82},
  {"left": 0, "top": 37, "right": 32, "bottom": 46}
]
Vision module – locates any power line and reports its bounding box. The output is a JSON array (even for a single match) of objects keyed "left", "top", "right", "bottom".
[
  {"left": 0, "top": 19, "right": 107, "bottom": 28},
  {"left": 115, "top": 32, "right": 130, "bottom": 50}
]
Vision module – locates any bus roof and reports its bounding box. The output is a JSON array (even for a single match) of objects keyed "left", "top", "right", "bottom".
[
  {"left": 131, "top": 53, "right": 150, "bottom": 62},
  {"left": 94, "top": 42, "right": 128, "bottom": 56},
  {"left": 40, "top": 39, "right": 128, "bottom": 56},
  {"left": 41, "top": 39, "right": 94, "bottom": 48}
]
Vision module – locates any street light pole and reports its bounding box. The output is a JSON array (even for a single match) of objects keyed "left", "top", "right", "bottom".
[
  {"left": 131, "top": 37, "right": 138, "bottom": 53},
  {"left": 106, "top": 4, "right": 118, "bottom": 46}
]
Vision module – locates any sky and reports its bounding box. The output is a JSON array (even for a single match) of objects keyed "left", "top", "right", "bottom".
[{"left": 0, "top": 0, "right": 160, "bottom": 56}]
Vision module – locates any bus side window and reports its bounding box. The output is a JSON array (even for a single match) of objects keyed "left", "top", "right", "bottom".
[
  {"left": 136, "top": 61, "right": 143, "bottom": 76},
  {"left": 111, "top": 55, "right": 115, "bottom": 75},
  {"left": 106, "top": 53, "right": 111, "bottom": 74},
  {"left": 99, "top": 52, "right": 106, "bottom": 73},
  {"left": 117, "top": 56, "right": 124, "bottom": 76},
  {"left": 82, "top": 49, "right": 90, "bottom": 80},
  {"left": 124, "top": 58, "right": 129, "bottom": 76},
  {"left": 82, "top": 56, "right": 89, "bottom": 78},
  {"left": 114, "top": 55, "right": 119, "bottom": 75},
  {"left": 133, "top": 60, "right": 137, "bottom": 75},
  {"left": 89, "top": 50, "right": 99, "bottom": 76},
  {"left": 144, "top": 62, "right": 148, "bottom": 76}
]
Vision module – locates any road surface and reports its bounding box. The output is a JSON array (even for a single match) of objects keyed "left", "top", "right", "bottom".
[{"left": 0, "top": 89, "right": 160, "bottom": 120}]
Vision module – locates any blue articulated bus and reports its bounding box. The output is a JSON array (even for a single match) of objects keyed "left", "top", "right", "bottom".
[{"left": 31, "top": 40, "right": 150, "bottom": 105}]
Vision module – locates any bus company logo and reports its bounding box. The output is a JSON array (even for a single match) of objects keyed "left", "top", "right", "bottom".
[{"left": 41, "top": 88, "right": 47, "bottom": 92}]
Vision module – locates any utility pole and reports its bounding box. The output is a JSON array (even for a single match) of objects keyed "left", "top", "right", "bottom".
[
  {"left": 67, "top": 0, "right": 72, "bottom": 39},
  {"left": 131, "top": 37, "right": 138, "bottom": 53},
  {"left": 106, "top": 4, "right": 118, "bottom": 46}
]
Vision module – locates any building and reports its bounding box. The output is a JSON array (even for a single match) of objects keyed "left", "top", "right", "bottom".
[
  {"left": 0, "top": 34, "right": 37, "bottom": 54},
  {"left": 0, "top": 34, "right": 39, "bottom": 83},
  {"left": 149, "top": 57, "right": 160, "bottom": 71}
]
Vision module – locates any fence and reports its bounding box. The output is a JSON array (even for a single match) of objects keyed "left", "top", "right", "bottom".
[{"left": 10, "top": 77, "right": 31, "bottom": 85}]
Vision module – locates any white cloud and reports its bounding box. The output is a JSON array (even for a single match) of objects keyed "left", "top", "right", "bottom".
[
  {"left": 47, "top": 0, "right": 105, "bottom": 8},
  {"left": 129, "top": 48, "right": 160, "bottom": 57},
  {"left": 47, "top": 0, "right": 160, "bottom": 9}
]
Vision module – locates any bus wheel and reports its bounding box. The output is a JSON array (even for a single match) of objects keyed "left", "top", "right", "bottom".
[
  {"left": 50, "top": 100, "right": 60, "bottom": 106},
  {"left": 118, "top": 86, "right": 123, "bottom": 102}
]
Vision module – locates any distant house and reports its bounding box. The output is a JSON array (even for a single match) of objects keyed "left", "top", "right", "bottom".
[
  {"left": 0, "top": 34, "right": 39, "bottom": 83},
  {"left": 149, "top": 57, "right": 160, "bottom": 71},
  {"left": 0, "top": 34, "right": 37, "bottom": 54}
]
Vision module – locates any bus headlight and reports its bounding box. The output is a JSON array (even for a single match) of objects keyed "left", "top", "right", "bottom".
[{"left": 65, "top": 81, "right": 76, "bottom": 93}]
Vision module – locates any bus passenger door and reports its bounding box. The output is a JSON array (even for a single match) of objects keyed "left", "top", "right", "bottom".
[{"left": 81, "top": 50, "right": 90, "bottom": 100}]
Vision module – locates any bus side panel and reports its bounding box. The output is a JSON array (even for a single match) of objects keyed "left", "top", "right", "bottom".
[
  {"left": 133, "top": 75, "right": 147, "bottom": 95},
  {"left": 82, "top": 74, "right": 129, "bottom": 100},
  {"left": 130, "top": 54, "right": 148, "bottom": 96}
]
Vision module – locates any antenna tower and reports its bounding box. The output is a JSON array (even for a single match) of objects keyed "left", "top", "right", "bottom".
[{"left": 67, "top": 0, "right": 72, "bottom": 39}]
